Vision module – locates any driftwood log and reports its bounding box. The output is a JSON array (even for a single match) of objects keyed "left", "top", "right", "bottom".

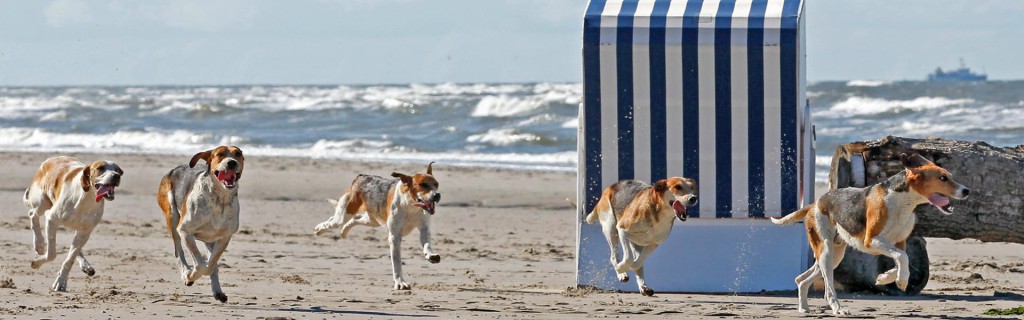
[{"left": 827, "top": 136, "right": 1024, "bottom": 295}]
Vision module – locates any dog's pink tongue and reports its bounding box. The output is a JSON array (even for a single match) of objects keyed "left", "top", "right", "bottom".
[
  {"left": 95, "top": 185, "right": 111, "bottom": 203},
  {"left": 218, "top": 170, "right": 235, "bottom": 183},
  {"left": 928, "top": 193, "right": 950, "bottom": 207},
  {"left": 672, "top": 200, "right": 686, "bottom": 215}
]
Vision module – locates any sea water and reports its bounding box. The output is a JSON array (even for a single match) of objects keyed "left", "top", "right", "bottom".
[{"left": 1, "top": 81, "right": 1021, "bottom": 181}]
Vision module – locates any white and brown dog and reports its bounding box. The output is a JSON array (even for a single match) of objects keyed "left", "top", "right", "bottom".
[
  {"left": 314, "top": 162, "right": 441, "bottom": 290},
  {"left": 772, "top": 153, "right": 969, "bottom": 314},
  {"left": 157, "top": 146, "right": 244, "bottom": 303},
  {"left": 24, "top": 156, "right": 123, "bottom": 292},
  {"left": 584, "top": 177, "right": 698, "bottom": 296}
]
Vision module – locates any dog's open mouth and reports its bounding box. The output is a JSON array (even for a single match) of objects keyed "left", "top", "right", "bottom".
[
  {"left": 414, "top": 199, "right": 436, "bottom": 215},
  {"left": 215, "top": 169, "right": 239, "bottom": 189},
  {"left": 672, "top": 200, "right": 687, "bottom": 221},
  {"left": 94, "top": 184, "right": 116, "bottom": 202},
  {"left": 928, "top": 192, "right": 953, "bottom": 214}
]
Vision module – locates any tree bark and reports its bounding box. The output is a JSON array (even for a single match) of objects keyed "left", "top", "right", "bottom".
[{"left": 826, "top": 136, "right": 1024, "bottom": 295}]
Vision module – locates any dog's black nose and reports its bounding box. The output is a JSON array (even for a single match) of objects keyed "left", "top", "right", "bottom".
[
  {"left": 687, "top": 197, "right": 698, "bottom": 206},
  {"left": 962, "top": 188, "right": 970, "bottom": 197},
  {"left": 226, "top": 160, "right": 238, "bottom": 170},
  {"left": 430, "top": 193, "right": 441, "bottom": 203}
]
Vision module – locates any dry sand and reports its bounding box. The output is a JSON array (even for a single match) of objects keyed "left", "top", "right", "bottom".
[{"left": 0, "top": 151, "right": 1022, "bottom": 319}]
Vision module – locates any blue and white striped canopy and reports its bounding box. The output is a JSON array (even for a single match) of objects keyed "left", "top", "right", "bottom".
[{"left": 578, "top": 0, "right": 809, "bottom": 219}]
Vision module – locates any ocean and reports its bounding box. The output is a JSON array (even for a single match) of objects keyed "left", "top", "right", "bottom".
[{"left": 1, "top": 81, "right": 1022, "bottom": 181}]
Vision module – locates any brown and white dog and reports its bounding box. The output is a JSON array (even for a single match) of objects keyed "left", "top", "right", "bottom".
[
  {"left": 772, "top": 153, "right": 969, "bottom": 315},
  {"left": 157, "top": 146, "right": 244, "bottom": 303},
  {"left": 313, "top": 162, "right": 441, "bottom": 290},
  {"left": 583, "top": 177, "right": 698, "bottom": 296},
  {"left": 24, "top": 156, "right": 123, "bottom": 292}
]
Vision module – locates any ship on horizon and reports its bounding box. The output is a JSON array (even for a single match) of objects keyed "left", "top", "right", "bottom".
[{"left": 927, "top": 58, "right": 987, "bottom": 82}]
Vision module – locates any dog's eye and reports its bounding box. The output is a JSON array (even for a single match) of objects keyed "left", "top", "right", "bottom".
[
  {"left": 939, "top": 175, "right": 948, "bottom": 181},
  {"left": 674, "top": 185, "right": 682, "bottom": 190}
]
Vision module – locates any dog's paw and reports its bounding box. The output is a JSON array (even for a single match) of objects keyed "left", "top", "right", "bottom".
[
  {"left": 181, "top": 270, "right": 195, "bottom": 286},
  {"left": 394, "top": 281, "right": 411, "bottom": 290},
  {"left": 51, "top": 280, "right": 67, "bottom": 292},
  {"left": 617, "top": 273, "right": 629, "bottom": 283},
  {"left": 313, "top": 224, "right": 329, "bottom": 236},
  {"left": 214, "top": 292, "right": 228, "bottom": 303},
  {"left": 896, "top": 279, "right": 908, "bottom": 291},
  {"left": 797, "top": 307, "right": 810, "bottom": 313},
  {"left": 875, "top": 272, "right": 897, "bottom": 285},
  {"left": 427, "top": 254, "right": 441, "bottom": 264},
  {"left": 82, "top": 266, "right": 95, "bottom": 277},
  {"left": 832, "top": 308, "right": 851, "bottom": 315},
  {"left": 639, "top": 286, "right": 655, "bottom": 297}
]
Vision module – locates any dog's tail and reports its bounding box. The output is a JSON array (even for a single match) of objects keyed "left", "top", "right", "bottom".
[
  {"left": 770, "top": 204, "right": 813, "bottom": 226},
  {"left": 22, "top": 187, "right": 30, "bottom": 208}
]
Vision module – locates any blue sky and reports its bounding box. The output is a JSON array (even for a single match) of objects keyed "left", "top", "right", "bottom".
[{"left": 0, "top": 0, "right": 1021, "bottom": 85}]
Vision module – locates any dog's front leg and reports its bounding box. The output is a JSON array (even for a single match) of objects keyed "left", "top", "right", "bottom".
[
  {"left": 31, "top": 215, "right": 60, "bottom": 269},
  {"left": 387, "top": 209, "right": 410, "bottom": 290},
  {"left": 630, "top": 243, "right": 657, "bottom": 296},
  {"left": 419, "top": 214, "right": 440, "bottom": 264},
  {"left": 178, "top": 228, "right": 206, "bottom": 286},
  {"left": 52, "top": 228, "right": 93, "bottom": 292},
  {"left": 613, "top": 227, "right": 634, "bottom": 276},
  {"left": 869, "top": 238, "right": 909, "bottom": 290},
  {"left": 204, "top": 241, "right": 229, "bottom": 303}
]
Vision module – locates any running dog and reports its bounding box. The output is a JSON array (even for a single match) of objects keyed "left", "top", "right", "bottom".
[
  {"left": 157, "top": 146, "right": 244, "bottom": 303},
  {"left": 584, "top": 177, "right": 698, "bottom": 296},
  {"left": 772, "top": 153, "right": 969, "bottom": 314},
  {"left": 313, "top": 162, "right": 441, "bottom": 290},
  {"left": 24, "top": 156, "right": 122, "bottom": 292}
]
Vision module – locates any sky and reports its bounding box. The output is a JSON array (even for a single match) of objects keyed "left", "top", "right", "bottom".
[{"left": 0, "top": 0, "right": 1021, "bottom": 86}]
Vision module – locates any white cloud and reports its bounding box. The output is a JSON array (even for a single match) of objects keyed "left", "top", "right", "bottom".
[{"left": 44, "top": 0, "right": 96, "bottom": 28}]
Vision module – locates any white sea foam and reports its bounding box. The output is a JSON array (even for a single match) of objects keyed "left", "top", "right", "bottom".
[
  {"left": 471, "top": 95, "right": 545, "bottom": 117},
  {"left": 466, "top": 128, "right": 541, "bottom": 146},
  {"left": 819, "top": 96, "right": 973, "bottom": 117},
  {"left": 846, "top": 80, "right": 891, "bottom": 87},
  {"left": 0, "top": 127, "right": 576, "bottom": 172}
]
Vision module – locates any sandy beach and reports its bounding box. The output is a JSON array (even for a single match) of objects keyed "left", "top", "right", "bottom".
[{"left": 1, "top": 151, "right": 1022, "bottom": 319}]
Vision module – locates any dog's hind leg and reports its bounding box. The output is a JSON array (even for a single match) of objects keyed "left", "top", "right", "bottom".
[
  {"left": 597, "top": 208, "right": 628, "bottom": 282},
  {"left": 26, "top": 194, "right": 51, "bottom": 256},
  {"left": 795, "top": 264, "right": 820, "bottom": 313},
  {"left": 52, "top": 227, "right": 93, "bottom": 292},
  {"left": 315, "top": 193, "right": 356, "bottom": 236},
  {"left": 418, "top": 214, "right": 440, "bottom": 264},
  {"left": 31, "top": 214, "right": 61, "bottom": 269},
  {"left": 340, "top": 212, "right": 378, "bottom": 238},
  {"left": 818, "top": 243, "right": 848, "bottom": 315}
]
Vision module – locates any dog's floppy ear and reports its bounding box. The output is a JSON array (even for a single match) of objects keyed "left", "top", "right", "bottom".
[
  {"left": 190, "top": 150, "right": 212, "bottom": 168},
  {"left": 391, "top": 172, "right": 413, "bottom": 185},
  {"left": 900, "top": 153, "right": 931, "bottom": 169},
  {"left": 426, "top": 161, "right": 435, "bottom": 175},
  {"left": 80, "top": 166, "right": 91, "bottom": 192},
  {"left": 653, "top": 180, "right": 668, "bottom": 193}
]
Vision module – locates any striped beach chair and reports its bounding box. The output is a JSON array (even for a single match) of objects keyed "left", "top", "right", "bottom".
[{"left": 576, "top": 0, "right": 814, "bottom": 292}]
